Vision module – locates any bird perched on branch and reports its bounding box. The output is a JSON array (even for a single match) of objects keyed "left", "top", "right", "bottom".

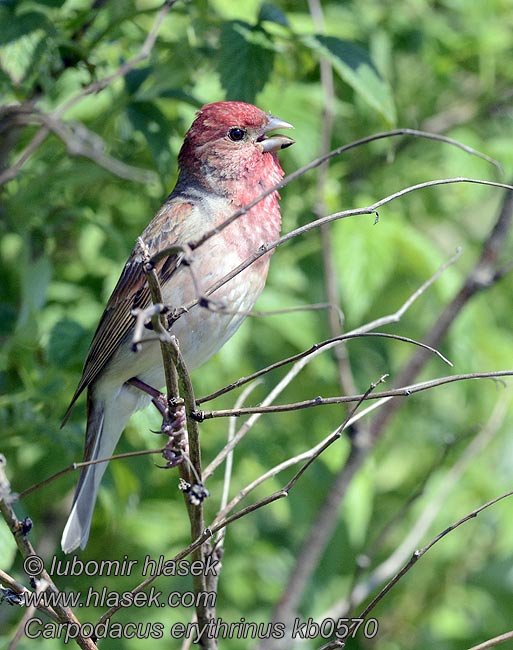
[{"left": 61, "top": 101, "right": 294, "bottom": 553}]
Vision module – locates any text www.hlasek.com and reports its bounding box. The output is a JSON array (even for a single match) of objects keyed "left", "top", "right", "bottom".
[
  {"left": 23, "top": 586, "right": 214, "bottom": 609},
  {"left": 25, "top": 616, "right": 379, "bottom": 643}
]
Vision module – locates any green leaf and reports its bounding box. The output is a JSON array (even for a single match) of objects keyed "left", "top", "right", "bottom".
[
  {"left": 126, "top": 101, "right": 173, "bottom": 177},
  {"left": 18, "top": 255, "right": 52, "bottom": 329},
  {"left": 331, "top": 216, "right": 395, "bottom": 324},
  {"left": 47, "top": 319, "right": 88, "bottom": 367},
  {"left": 218, "top": 21, "right": 275, "bottom": 103},
  {"left": 124, "top": 66, "right": 153, "bottom": 97},
  {"left": 305, "top": 34, "right": 397, "bottom": 126},
  {"left": 0, "top": 10, "right": 46, "bottom": 46},
  {"left": 0, "top": 9, "right": 55, "bottom": 84},
  {"left": 258, "top": 2, "right": 289, "bottom": 28}
]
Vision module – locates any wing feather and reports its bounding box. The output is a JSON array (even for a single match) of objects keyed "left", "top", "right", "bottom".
[{"left": 62, "top": 200, "right": 194, "bottom": 423}]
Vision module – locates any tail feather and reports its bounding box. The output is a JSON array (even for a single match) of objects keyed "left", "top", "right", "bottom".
[
  {"left": 61, "top": 398, "right": 110, "bottom": 553},
  {"left": 61, "top": 384, "right": 151, "bottom": 553}
]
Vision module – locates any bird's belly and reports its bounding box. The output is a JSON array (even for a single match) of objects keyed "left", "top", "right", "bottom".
[{"left": 100, "top": 252, "right": 269, "bottom": 393}]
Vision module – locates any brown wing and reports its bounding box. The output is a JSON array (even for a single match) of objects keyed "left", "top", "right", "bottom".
[{"left": 62, "top": 199, "right": 194, "bottom": 424}]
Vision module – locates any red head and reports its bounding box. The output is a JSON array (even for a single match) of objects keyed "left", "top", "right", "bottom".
[{"left": 177, "top": 101, "right": 294, "bottom": 202}]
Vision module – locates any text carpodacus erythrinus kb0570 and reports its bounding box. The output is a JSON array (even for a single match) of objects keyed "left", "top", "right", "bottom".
[{"left": 61, "top": 101, "right": 294, "bottom": 553}]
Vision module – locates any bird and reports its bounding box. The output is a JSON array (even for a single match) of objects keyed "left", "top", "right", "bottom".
[{"left": 61, "top": 101, "right": 294, "bottom": 553}]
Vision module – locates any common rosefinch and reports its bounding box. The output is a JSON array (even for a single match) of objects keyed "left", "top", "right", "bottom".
[{"left": 61, "top": 101, "right": 294, "bottom": 553}]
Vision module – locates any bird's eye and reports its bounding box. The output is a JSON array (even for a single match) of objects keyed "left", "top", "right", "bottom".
[{"left": 228, "top": 127, "right": 246, "bottom": 142}]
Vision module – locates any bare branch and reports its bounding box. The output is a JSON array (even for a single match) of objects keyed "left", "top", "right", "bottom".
[
  {"left": 178, "top": 177, "right": 513, "bottom": 321},
  {"left": 188, "top": 132, "right": 503, "bottom": 253},
  {"left": 199, "top": 248, "right": 461, "bottom": 404},
  {"left": 348, "top": 247, "right": 463, "bottom": 334},
  {"left": 318, "top": 488, "right": 513, "bottom": 650},
  {"left": 0, "top": 457, "right": 98, "bottom": 649},
  {"left": 0, "top": 1, "right": 176, "bottom": 186},
  {"left": 17, "top": 448, "right": 164, "bottom": 501},
  {"left": 353, "top": 489, "right": 513, "bottom": 643},
  {"left": 369, "top": 175, "right": 513, "bottom": 443},
  {"left": 197, "top": 370, "right": 513, "bottom": 420},
  {"left": 468, "top": 630, "right": 513, "bottom": 650},
  {"left": 197, "top": 331, "right": 451, "bottom": 406},
  {"left": 267, "top": 180, "right": 513, "bottom": 637},
  {"left": 211, "top": 378, "right": 389, "bottom": 526},
  {"left": 327, "top": 395, "right": 510, "bottom": 620}
]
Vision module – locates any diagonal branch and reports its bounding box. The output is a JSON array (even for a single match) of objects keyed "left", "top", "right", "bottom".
[
  {"left": 264, "top": 179, "right": 513, "bottom": 638},
  {"left": 0, "top": 0, "right": 177, "bottom": 187}
]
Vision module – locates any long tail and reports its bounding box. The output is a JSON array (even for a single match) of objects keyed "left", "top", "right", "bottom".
[{"left": 61, "top": 393, "right": 123, "bottom": 553}]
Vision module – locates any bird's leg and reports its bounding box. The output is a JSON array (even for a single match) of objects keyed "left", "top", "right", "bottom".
[
  {"left": 126, "top": 377, "right": 187, "bottom": 468},
  {"left": 161, "top": 406, "right": 188, "bottom": 468},
  {"left": 126, "top": 377, "right": 168, "bottom": 416}
]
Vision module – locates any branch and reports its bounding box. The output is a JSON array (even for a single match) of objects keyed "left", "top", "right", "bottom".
[
  {"left": 318, "top": 488, "right": 513, "bottom": 650},
  {"left": 172, "top": 177, "right": 513, "bottom": 322},
  {"left": 468, "top": 630, "right": 513, "bottom": 650},
  {"left": 136, "top": 240, "right": 216, "bottom": 649},
  {"left": 99, "top": 378, "right": 384, "bottom": 628},
  {"left": 17, "top": 447, "right": 164, "bottom": 501},
  {"left": 197, "top": 331, "right": 451, "bottom": 406},
  {"left": 197, "top": 370, "right": 513, "bottom": 420},
  {"left": 352, "top": 490, "right": 513, "bottom": 643},
  {"left": 325, "top": 394, "right": 510, "bottom": 620},
  {"left": 0, "top": 0, "right": 176, "bottom": 187},
  {"left": 188, "top": 130, "right": 503, "bottom": 253},
  {"left": 369, "top": 174, "right": 513, "bottom": 443},
  {"left": 0, "top": 456, "right": 98, "bottom": 650},
  {"left": 266, "top": 179, "right": 513, "bottom": 636}
]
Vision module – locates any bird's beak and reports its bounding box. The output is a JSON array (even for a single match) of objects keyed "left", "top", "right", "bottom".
[{"left": 259, "top": 114, "right": 295, "bottom": 152}]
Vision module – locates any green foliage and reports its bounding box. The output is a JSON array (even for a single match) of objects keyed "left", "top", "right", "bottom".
[
  {"left": 305, "top": 34, "right": 397, "bottom": 125},
  {"left": 219, "top": 20, "right": 276, "bottom": 103},
  {"left": 1, "top": 1, "right": 513, "bottom": 649}
]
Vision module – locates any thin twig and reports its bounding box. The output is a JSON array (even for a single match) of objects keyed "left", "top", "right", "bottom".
[
  {"left": 0, "top": 460, "right": 97, "bottom": 649},
  {"left": 197, "top": 370, "right": 513, "bottom": 420},
  {"left": 211, "top": 384, "right": 387, "bottom": 526},
  {"left": 468, "top": 630, "right": 513, "bottom": 650},
  {"left": 197, "top": 331, "right": 451, "bottom": 406},
  {"left": 318, "top": 490, "right": 513, "bottom": 650},
  {"left": 325, "top": 395, "right": 510, "bottom": 621},
  {"left": 17, "top": 448, "right": 165, "bottom": 500},
  {"left": 267, "top": 180, "right": 513, "bottom": 639},
  {"left": 356, "top": 490, "right": 513, "bottom": 636},
  {"left": 188, "top": 131, "right": 503, "bottom": 254},
  {"left": 104, "top": 377, "right": 384, "bottom": 626},
  {"left": 199, "top": 248, "right": 462, "bottom": 404},
  {"left": 165, "top": 177, "right": 513, "bottom": 325}
]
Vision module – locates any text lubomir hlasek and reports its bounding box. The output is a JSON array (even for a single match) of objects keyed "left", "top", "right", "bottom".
[{"left": 48, "top": 554, "right": 219, "bottom": 577}]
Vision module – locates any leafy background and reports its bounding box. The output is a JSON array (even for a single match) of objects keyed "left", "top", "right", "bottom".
[{"left": 1, "top": 0, "right": 513, "bottom": 648}]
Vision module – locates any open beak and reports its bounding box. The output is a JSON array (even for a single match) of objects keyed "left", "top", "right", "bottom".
[{"left": 259, "top": 114, "right": 295, "bottom": 152}]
